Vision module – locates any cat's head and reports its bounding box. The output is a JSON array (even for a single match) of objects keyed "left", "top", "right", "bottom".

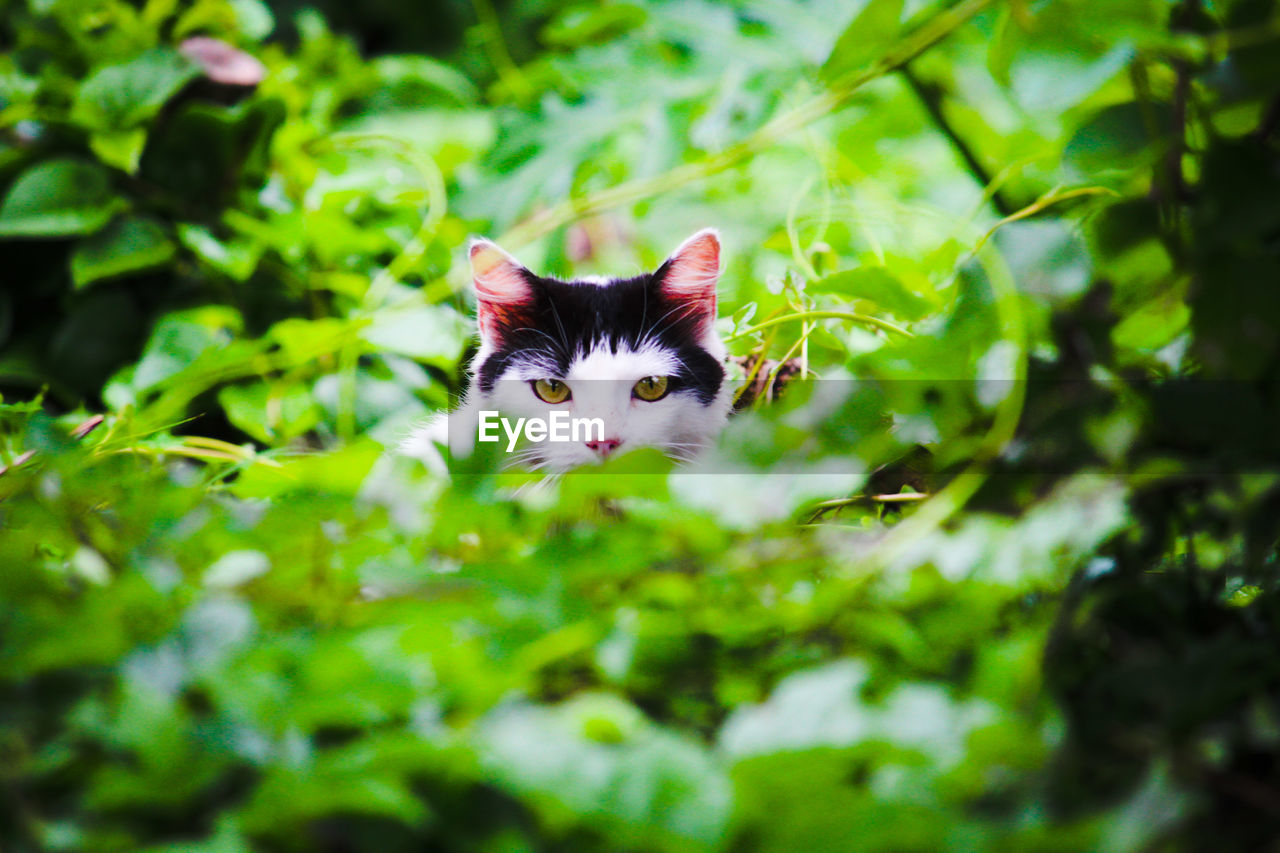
[{"left": 465, "top": 229, "right": 731, "bottom": 471}]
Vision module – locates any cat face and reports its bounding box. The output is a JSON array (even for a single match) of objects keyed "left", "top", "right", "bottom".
[{"left": 463, "top": 229, "right": 731, "bottom": 471}]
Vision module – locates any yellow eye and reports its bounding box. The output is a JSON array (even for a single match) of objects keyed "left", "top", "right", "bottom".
[
  {"left": 632, "top": 376, "right": 669, "bottom": 402},
  {"left": 532, "top": 378, "right": 571, "bottom": 403}
]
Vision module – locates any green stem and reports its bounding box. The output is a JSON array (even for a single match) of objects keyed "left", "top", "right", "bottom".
[
  {"left": 732, "top": 324, "right": 780, "bottom": 408},
  {"left": 728, "top": 310, "right": 914, "bottom": 342},
  {"left": 758, "top": 325, "right": 812, "bottom": 407},
  {"left": 805, "top": 491, "right": 928, "bottom": 516},
  {"left": 970, "top": 185, "right": 1117, "bottom": 255}
]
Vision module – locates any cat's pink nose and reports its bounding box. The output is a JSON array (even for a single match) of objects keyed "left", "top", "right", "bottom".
[{"left": 585, "top": 437, "right": 622, "bottom": 458}]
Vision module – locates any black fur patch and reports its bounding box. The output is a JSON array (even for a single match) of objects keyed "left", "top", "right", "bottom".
[{"left": 476, "top": 268, "right": 724, "bottom": 405}]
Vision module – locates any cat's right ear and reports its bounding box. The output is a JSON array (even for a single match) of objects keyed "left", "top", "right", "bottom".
[
  {"left": 470, "top": 238, "right": 533, "bottom": 345},
  {"left": 654, "top": 228, "right": 721, "bottom": 340}
]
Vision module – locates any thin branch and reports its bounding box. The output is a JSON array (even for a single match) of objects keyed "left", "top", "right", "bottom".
[
  {"left": 726, "top": 309, "right": 915, "bottom": 342},
  {"left": 759, "top": 330, "right": 810, "bottom": 406},
  {"left": 731, "top": 327, "right": 780, "bottom": 409},
  {"left": 970, "top": 185, "right": 1119, "bottom": 255},
  {"left": 805, "top": 492, "right": 929, "bottom": 522},
  {"left": 900, "top": 63, "right": 1016, "bottom": 217},
  {"left": 1161, "top": 60, "right": 1192, "bottom": 205}
]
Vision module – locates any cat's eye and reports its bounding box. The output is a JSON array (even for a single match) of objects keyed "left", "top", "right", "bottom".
[
  {"left": 632, "top": 376, "right": 669, "bottom": 402},
  {"left": 532, "top": 378, "right": 571, "bottom": 403}
]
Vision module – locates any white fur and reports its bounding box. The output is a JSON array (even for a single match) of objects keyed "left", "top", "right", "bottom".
[{"left": 400, "top": 230, "right": 732, "bottom": 473}]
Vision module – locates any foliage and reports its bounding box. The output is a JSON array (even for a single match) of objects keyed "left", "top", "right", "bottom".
[{"left": 2, "top": 0, "right": 1280, "bottom": 850}]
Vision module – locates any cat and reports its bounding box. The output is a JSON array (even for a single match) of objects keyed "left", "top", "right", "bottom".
[{"left": 402, "top": 229, "right": 733, "bottom": 473}]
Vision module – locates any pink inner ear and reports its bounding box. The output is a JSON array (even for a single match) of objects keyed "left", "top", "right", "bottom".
[
  {"left": 470, "top": 239, "right": 533, "bottom": 342},
  {"left": 659, "top": 229, "right": 720, "bottom": 334}
]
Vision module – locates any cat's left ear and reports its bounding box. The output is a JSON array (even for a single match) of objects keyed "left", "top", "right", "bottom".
[{"left": 655, "top": 228, "right": 720, "bottom": 338}]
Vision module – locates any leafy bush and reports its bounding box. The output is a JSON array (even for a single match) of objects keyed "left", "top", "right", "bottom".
[{"left": 2, "top": 0, "right": 1279, "bottom": 850}]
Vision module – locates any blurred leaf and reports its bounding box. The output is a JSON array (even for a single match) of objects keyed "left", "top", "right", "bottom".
[
  {"left": 105, "top": 306, "right": 244, "bottom": 408},
  {"left": 820, "top": 0, "right": 904, "bottom": 82},
  {"left": 1112, "top": 294, "right": 1189, "bottom": 351},
  {"left": 360, "top": 304, "right": 469, "bottom": 364},
  {"left": 542, "top": 4, "right": 648, "bottom": 48},
  {"left": 0, "top": 159, "right": 125, "bottom": 237},
  {"left": 204, "top": 550, "right": 270, "bottom": 588},
  {"left": 365, "top": 55, "right": 481, "bottom": 106},
  {"left": 731, "top": 748, "right": 948, "bottom": 852},
  {"left": 1066, "top": 102, "right": 1171, "bottom": 176},
  {"left": 90, "top": 128, "right": 148, "bottom": 173},
  {"left": 71, "top": 47, "right": 200, "bottom": 131},
  {"left": 720, "top": 660, "right": 993, "bottom": 764},
  {"left": 218, "top": 381, "right": 322, "bottom": 444},
  {"left": 140, "top": 98, "right": 285, "bottom": 203},
  {"left": 479, "top": 694, "right": 733, "bottom": 846},
  {"left": 229, "top": 0, "right": 275, "bottom": 40},
  {"left": 177, "top": 223, "right": 262, "bottom": 281},
  {"left": 812, "top": 266, "right": 934, "bottom": 320},
  {"left": 71, "top": 216, "right": 176, "bottom": 288},
  {"left": 229, "top": 439, "right": 382, "bottom": 498}
]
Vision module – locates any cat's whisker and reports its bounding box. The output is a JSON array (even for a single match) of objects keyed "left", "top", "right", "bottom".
[
  {"left": 639, "top": 289, "right": 650, "bottom": 343},
  {"left": 508, "top": 326, "right": 563, "bottom": 348},
  {"left": 547, "top": 296, "right": 570, "bottom": 352},
  {"left": 640, "top": 301, "right": 697, "bottom": 342}
]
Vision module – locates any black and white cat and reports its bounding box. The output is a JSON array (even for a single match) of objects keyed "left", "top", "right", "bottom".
[{"left": 403, "top": 229, "right": 733, "bottom": 472}]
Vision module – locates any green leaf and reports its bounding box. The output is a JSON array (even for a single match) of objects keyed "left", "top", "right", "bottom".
[
  {"left": 71, "top": 216, "right": 176, "bottom": 288},
  {"left": 812, "top": 266, "right": 932, "bottom": 320},
  {"left": 0, "top": 159, "right": 125, "bottom": 238},
  {"left": 365, "top": 55, "right": 481, "bottom": 107},
  {"left": 720, "top": 660, "right": 994, "bottom": 761},
  {"left": 204, "top": 550, "right": 270, "bottom": 588},
  {"left": 542, "top": 4, "right": 648, "bottom": 48},
  {"left": 219, "top": 381, "right": 321, "bottom": 444},
  {"left": 229, "top": 0, "right": 275, "bottom": 40},
  {"left": 360, "top": 305, "right": 469, "bottom": 363},
  {"left": 1113, "top": 295, "right": 1189, "bottom": 352},
  {"left": 1065, "top": 102, "right": 1172, "bottom": 176},
  {"left": 71, "top": 47, "right": 200, "bottom": 131},
  {"left": 820, "top": 0, "right": 904, "bottom": 82},
  {"left": 730, "top": 749, "right": 946, "bottom": 850},
  {"left": 990, "top": 36, "right": 1134, "bottom": 115},
  {"left": 230, "top": 439, "right": 383, "bottom": 498},
  {"left": 90, "top": 129, "right": 148, "bottom": 174},
  {"left": 479, "top": 694, "right": 733, "bottom": 846},
  {"left": 126, "top": 306, "right": 243, "bottom": 394},
  {"left": 177, "top": 223, "right": 262, "bottom": 280}
]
